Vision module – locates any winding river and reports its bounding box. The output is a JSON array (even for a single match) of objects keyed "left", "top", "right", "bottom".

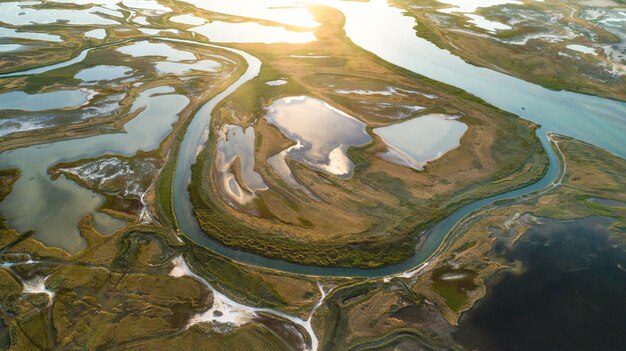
[
  {"left": 172, "top": 0, "right": 625, "bottom": 277},
  {"left": 0, "top": 0, "right": 625, "bottom": 278}
]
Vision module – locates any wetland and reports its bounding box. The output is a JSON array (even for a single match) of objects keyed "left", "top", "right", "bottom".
[{"left": 0, "top": 0, "right": 624, "bottom": 350}]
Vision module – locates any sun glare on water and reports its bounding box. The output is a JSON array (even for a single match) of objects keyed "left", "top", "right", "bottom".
[{"left": 179, "top": 0, "right": 320, "bottom": 27}]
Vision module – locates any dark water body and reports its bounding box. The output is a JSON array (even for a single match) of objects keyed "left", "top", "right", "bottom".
[
  {"left": 0, "top": 319, "right": 9, "bottom": 350},
  {"left": 455, "top": 217, "right": 626, "bottom": 350}
]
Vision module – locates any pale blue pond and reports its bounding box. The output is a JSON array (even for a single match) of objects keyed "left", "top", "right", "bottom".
[
  {"left": 374, "top": 114, "right": 468, "bottom": 170},
  {"left": 74, "top": 65, "right": 133, "bottom": 82},
  {"left": 0, "top": 90, "right": 92, "bottom": 111},
  {"left": 265, "top": 96, "right": 371, "bottom": 178}
]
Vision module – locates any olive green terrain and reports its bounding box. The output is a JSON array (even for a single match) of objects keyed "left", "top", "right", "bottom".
[
  {"left": 188, "top": 6, "right": 548, "bottom": 268},
  {"left": 407, "top": 136, "right": 626, "bottom": 324}
]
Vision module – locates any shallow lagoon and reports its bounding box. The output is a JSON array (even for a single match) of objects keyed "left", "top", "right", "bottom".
[
  {"left": 466, "top": 14, "right": 511, "bottom": 32},
  {"left": 265, "top": 79, "right": 287, "bottom": 86},
  {"left": 0, "top": 27, "right": 61, "bottom": 42},
  {"left": 215, "top": 124, "right": 267, "bottom": 205},
  {"left": 0, "top": 94, "right": 126, "bottom": 137},
  {"left": 265, "top": 96, "right": 371, "bottom": 178},
  {"left": 0, "top": 87, "right": 188, "bottom": 252},
  {"left": 154, "top": 59, "right": 220, "bottom": 75},
  {"left": 0, "top": 93, "right": 125, "bottom": 138},
  {"left": 84, "top": 29, "right": 107, "bottom": 40},
  {"left": 0, "top": 44, "right": 28, "bottom": 53},
  {"left": 374, "top": 114, "right": 468, "bottom": 170},
  {"left": 566, "top": 44, "right": 597, "bottom": 55},
  {"left": 0, "top": 90, "right": 92, "bottom": 111},
  {"left": 116, "top": 41, "right": 196, "bottom": 61},
  {"left": 74, "top": 65, "right": 133, "bottom": 82}
]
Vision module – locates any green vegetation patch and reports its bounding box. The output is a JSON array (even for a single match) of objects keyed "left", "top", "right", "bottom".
[{"left": 431, "top": 266, "right": 478, "bottom": 312}]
